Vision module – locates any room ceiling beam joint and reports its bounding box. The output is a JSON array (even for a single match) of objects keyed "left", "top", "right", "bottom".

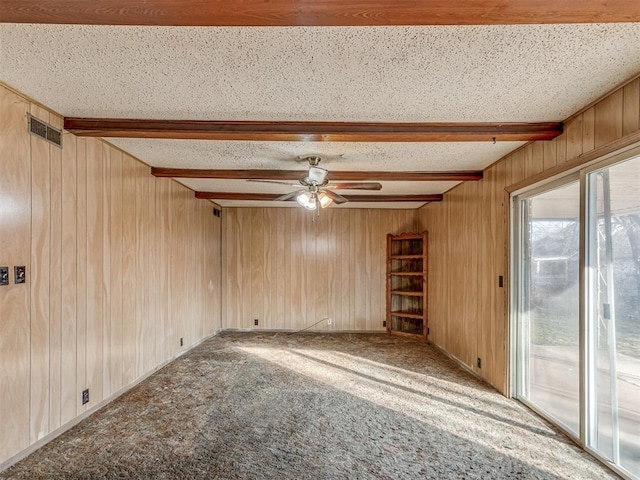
[
  {"left": 3, "top": 1, "right": 639, "bottom": 26},
  {"left": 64, "top": 118, "right": 563, "bottom": 142},
  {"left": 151, "top": 168, "right": 483, "bottom": 182},
  {"left": 194, "top": 192, "right": 443, "bottom": 202}
]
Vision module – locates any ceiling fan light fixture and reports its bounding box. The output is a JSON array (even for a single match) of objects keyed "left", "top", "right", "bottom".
[
  {"left": 318, "top": 192, "right": 333, "bottom": 208},
  {"left": 296, "top": 191, "right": 317, "bottom": 210}
]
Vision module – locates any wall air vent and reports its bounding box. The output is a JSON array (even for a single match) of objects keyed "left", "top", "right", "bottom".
[{"left": 28, "top": 114, "right": 63, "bottom": 148}]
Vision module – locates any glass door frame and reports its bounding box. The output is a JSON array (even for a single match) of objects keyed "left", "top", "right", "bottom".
[
  {"left": 511, "top": 172, "right": 581, "bottom": 438},
  {"left": 509, "top": 143, "right": 640, "bottom": 480}
]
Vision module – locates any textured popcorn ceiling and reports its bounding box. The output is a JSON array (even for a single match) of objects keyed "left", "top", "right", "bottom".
[
  {"left": 107, "top": 139, "right": 523, "bottom": 171},
  {"left": 1, "top": 23, "right": 639, "bottom": 208}
]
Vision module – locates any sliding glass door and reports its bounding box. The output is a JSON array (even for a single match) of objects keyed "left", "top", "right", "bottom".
[
  {"left": 586, "top": 157, "right": 640, "bottom": 476},
  {"left": 514, "top": 152, "right": 640, "bottom": 479},
  {"left": 517, "top": 180, "right": 581, "bottom": 435}
]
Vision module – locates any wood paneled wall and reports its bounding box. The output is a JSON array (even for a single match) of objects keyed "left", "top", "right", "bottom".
[
  {"left": 0, "top": 84, "right": 222, "bottom": 465},
  {"left": 222, "top": 208, "right": 418, "bottom": 331},
  {"left": 416, "top": 76, "right": 640, "bottom": 394}
]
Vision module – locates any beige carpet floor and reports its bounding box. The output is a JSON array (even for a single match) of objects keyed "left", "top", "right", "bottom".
[{"left": 1, "top": 332, "right": 616, "bottom": 479}]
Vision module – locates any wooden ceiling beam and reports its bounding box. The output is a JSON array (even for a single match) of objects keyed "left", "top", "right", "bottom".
[
  {"left": 152, "top": 168, "right": 483, "bottom": 182},
  {"left": 64, "top": 118, "right": 563, "bottom": 142},
  {"left": 194, "top": 192, "right": 443, "bottom": 202},
  {"left": 2, "top": 1, "right": 638, "bottom": 26}
]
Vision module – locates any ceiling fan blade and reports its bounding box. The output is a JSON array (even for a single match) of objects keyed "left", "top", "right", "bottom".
[
  {"left": 328, "top": 182, "right": 383, "bottom": 191},
  {"left": 323, "top": 189, "right": 348, "bottom": 205},
  {"left": 274, "top": 189, "right": 307, "bottom": 202},
  {"left": 246, "top": 179, "right": 300, "bottom": 187}
]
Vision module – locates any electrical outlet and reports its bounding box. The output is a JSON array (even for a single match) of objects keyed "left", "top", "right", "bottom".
[
  {"left": 326, "top": 318, "right": 332, "bottom": 325},
  {"left": 254, "top": 319, "right": 259, "bottom": 326},
  {"left": 82, "top": 389, "right": 89, "bottom": 405},
  {"left": 498, "top": 275, "right": 504, "bottom": 288},
  {"left": 14, "top": 266, "right": 26, "bottom": 284},
  {"left": 477, "top": 357, "right": 482, "bottom": 369},
  {"left": 0, "top": 267, "right": 8, "bottom": 286},
  {"left": 382, "top": 320, "right": 387, "bottom": 327},
  {"left": 180, "top": 337, "right": 184, "bottom": 347}
]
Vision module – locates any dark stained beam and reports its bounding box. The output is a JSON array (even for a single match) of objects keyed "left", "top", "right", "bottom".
[
  {"left": 2, "top": 1, "right": 638, "bottom": 26},
  {"left": 64, "top": 118, "right": 563, "bottom": 142},
  {"left": 152, "top": 168, "right": 483, "bottom": 182},
  {"left": 194, "top": 192, "right": 443, "bottom": 202}
]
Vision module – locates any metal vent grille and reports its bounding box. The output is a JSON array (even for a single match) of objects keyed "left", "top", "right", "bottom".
[{"left": 28, "top": 114, "right": 63, "bottom": 148}]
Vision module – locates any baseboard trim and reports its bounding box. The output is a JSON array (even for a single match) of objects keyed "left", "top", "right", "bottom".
[
  {"left": 221, "top": 328, "right": 386, "bottom": 334},
  {"left": 0, "top": 328, "right": 222, "bottom": 473},
  {"left": 427, "top": 340, "right": 504, "bottom": 396}
]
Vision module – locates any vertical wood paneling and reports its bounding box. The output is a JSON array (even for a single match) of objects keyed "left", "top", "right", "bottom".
[
  {"left": 157, "top": 178, "right": 170, "bottom": 357},
  {"left": 230, "top": 207, "right": 239, "bottom": 329},
  {"left": 316, "top": 210, "right": 329, "bottom": 330},
  {"left": 141, "top": 165, "right": 154, "bottom": 368},
  {"left": 481, "top": 162, "right": 494, "bottom": 387},
  {"left": 340, "top": 211, "right": 351, "bottom": 329},
  {"left": 327, "top": 210, "right": 340, "bottom": 329},
  {"left": 582, "top": 107, "right": 596, "bottom": 153},
  {"left": 543, "top": 139, "right": 557, "bottom": 170},
  {"left": 556, "top": 131, "right": 567, "bottom": 164},
  {"left": 171, "top": 184, "right": 187, "bottom": 351},
  {"left": 283, "top": 210, "right": 293, "bottom": 329},
  {"left": 566, "top": 114, "right": 584, "bottom": 160},
  {"left": 29, "top": 104, "right": 51, "bottom": 442},
  {"left": 134, "top": 163, "right": 144, "bottom": 371},
  {"left": 101, "top": 144, "right": 112, "bottom": 399},
  {"left": 264, "top": 208, "right": 276, "bottom": 328},
  {"left": 594, "top": 87, "right": 624, "bottom": 147},
  {"left": 529, "top": 141, "right": 544, "bottom": 177},
  {"left": 523, "top": 144, "right": 534, "bottom": 178},
  {"left": 1, "top": 84, "right": 223, "bottom": 466},
  {"left": 3, "top": 74, "right": 639, "bottom": 465},
  {"left": 184, "top": 188, "right": 195, "bottom": 345},
  {"left": 510, "top": 148, "right": 527, "bottom": 184},
  {"left": 289, "top": 210, "right": 302, "bottom": 329},
  {"left": 109, "top": 149, "right": 123, "bottom": 394},
  {"left": 306, "top": 214, "right": 317, "bottom": 328},
  {"left": 0, "top": 87, "right": 31, "bottom": 460},
  {"left": 60, "top": 132, "right": 77, "bottom": 425},
  {"left": 251, "top": 209, "right": 263, "bottom": 327},
  {"left": 75, "top": 138, "right": 88, "bottom": 415},
  {"left": 223, "top": 208, "right": 408, "bottom": 332},
  {"left": 297, "top": 211, "right": 308, "bottom": 328},
  {"left": 622, "top": 78, "right": 640, "bottom": 136},
  {"left": 86, "top": 137, "right": 104, "bottom": 406},
  {"left": 495, "top": 158, "right": 508, "bottom": 393},
  {"left": 416, "top": 76, "right": 639, "bottom": 394},
  {"left": 363, "top": 210, "right": 374, "bottom": 330},
  {"left": 121, "top": 154, "right": 137, "bottom": 386},
  {"left": 48, "top": 113, "right": 63, "bottom": 432}
]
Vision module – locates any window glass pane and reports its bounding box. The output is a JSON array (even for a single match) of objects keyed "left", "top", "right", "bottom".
[
  {"left": 588, "top": 155, "right": 640, "bottom": 475},
  {"left": 520, "top": 181, "right": 580, "bottom": 435}
]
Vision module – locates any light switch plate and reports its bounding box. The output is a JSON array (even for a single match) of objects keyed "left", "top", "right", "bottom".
[{"left": 14, "top": 266, "right": 26, "bottom": 284}]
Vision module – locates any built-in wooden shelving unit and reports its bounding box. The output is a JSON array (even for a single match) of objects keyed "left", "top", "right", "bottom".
[{"left": 386, "top": 232, "right": 428, "bottom": 339}]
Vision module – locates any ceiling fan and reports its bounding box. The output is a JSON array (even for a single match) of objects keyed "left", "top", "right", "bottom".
[{"left": 248, "top": 156, "right": 382, "bottom": 213}]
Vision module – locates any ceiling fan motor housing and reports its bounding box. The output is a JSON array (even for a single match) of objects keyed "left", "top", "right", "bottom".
[{"left": 303, "top": 166, "right": 329, "bottom": 186}]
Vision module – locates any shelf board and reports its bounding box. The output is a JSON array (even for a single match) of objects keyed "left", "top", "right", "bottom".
[
  {"left": 390, "top": 311, "right": 423, "bottom": 319},
  {"left": 390, "top": 254, "right": 423, "bottom": 259},
  {"left": 389, "top": 271, "right": 423, "bottom": 276},
  {"left": 389, "top": 330, "right": 425, "bottom": 338},
  {"left": 390, "top": 290, "right": 424, "bottom": 297}
]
